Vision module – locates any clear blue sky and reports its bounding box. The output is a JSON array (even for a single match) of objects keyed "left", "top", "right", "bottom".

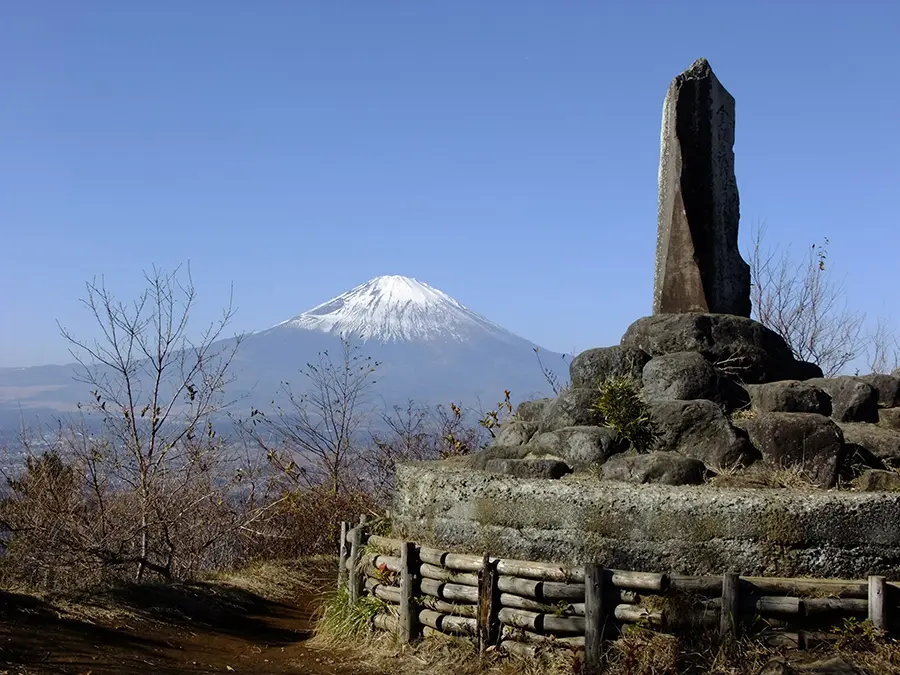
[{"left": 1, "top": 1, "right": 898, "bottom": 367}]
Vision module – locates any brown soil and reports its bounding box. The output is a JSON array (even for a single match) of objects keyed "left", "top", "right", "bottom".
[{"left": 0, "top": 576, "right": 381, "bottom": 675}]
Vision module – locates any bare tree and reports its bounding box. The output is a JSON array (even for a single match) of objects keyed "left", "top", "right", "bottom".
[
  {"left": 366, "top": 401, "right": 439, "bottom": 505},
  {"left": 865, "top": 317, "right": 900, "bottom": 374},
  {"left": 748, "top": 223, "right": 864, "bottom": 376},
  {"left": 253, "top": 335, "right": 380, "bottom": 494},
  {"left": 49, "top": 265, "right": 244, "bottom": 581}
]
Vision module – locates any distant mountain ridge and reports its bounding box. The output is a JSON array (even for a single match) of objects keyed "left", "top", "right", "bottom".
[{"left": 0, "top": 276, "right": 569, "bottom": 436}]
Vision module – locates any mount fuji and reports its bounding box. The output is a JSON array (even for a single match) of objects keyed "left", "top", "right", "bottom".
[
  {"left": 229, "top": 275, "right": 568, "bottom": 411},
  {"left": 0, "top": 276, "right": 569, "bottom": 433}
]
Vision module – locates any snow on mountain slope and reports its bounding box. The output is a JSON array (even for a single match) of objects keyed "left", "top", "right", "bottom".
[{"left": 274, "top": 275, "right": 516, "bottom": 344}]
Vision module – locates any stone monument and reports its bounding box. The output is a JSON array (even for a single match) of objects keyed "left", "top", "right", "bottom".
[
  {"left": 653, "top": 58, "right": 751, "bottom": 317},
  {"left": 390, "top": 58, "right": 900, "bottom": 580}
]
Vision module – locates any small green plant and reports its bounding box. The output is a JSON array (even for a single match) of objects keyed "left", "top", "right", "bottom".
[
  {"left": 315, "top": 587, "right": 389, "bottom": 643},
  {"left": 594, "top": 376, "right": 658, "bottom": 453},
  {"left": 833, "top": 616, "right": 881, "bottom": 652}
]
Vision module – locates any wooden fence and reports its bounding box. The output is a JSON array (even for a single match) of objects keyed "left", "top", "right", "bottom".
[{"left": 338, "top": 518, "right": 897, "bottom": 673}]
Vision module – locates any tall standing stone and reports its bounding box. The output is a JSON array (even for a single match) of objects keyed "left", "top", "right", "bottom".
[{"left": 653, "top": 58, "right": 751, "bottom": 317}]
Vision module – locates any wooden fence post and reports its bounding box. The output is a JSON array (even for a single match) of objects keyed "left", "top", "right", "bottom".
[
  {"left": 348, "top": 519, "right": 369, "bottom": 604},
  {"left": 337, "top": 520, "right": 349, "bottom": 591},
  {"left": 583, "top": 564, "right": 607, "bottom": 675},
  {"left": 720, "top": 573, "right": 741, "bottom": 640},
  {"left": 477, "top": 554, "right": 500, "bottom": 652},
  {"left": 399, "top": 542, "right": 418, "bottom": 643},
  {"left": 869, "top": 575, "right": 887, "bottom": 634}
]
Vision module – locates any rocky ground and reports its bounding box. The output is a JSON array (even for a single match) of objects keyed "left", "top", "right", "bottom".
[{"left": 473, "top": 313, "right": 900, "bottom": 492}]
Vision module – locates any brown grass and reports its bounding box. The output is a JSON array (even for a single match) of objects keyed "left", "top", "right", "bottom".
[{"left": 313, "top": 623, "right": 900, "bottom": 675}]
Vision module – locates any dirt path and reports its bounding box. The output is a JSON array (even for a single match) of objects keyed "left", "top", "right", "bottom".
[{"left": 0, "top": 577, "right": 380, "bottom": 675}]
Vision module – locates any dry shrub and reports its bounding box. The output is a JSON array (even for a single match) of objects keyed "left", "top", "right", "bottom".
[
  {"left": 0, "top": 447, "right": 258, "bottom": 592},
  {"left": 241, "top": 485, "right": 377, "bottom": 560},
  {"left": 207, "top": 556, "right": 336, "bottom": 601}
]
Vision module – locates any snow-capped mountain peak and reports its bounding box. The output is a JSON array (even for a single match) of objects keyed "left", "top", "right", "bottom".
[{"left": 276, "top": 275, "right": 513, "bottom": 343}]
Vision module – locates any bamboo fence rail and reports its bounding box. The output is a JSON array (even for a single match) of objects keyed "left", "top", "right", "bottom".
[{"left": 339, "top": 522, "right": 899, "bottom": 674}]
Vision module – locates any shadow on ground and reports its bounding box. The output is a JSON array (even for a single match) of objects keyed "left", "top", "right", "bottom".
[{"left": 0, "top": 575, "right": 369, "bottom": 675}]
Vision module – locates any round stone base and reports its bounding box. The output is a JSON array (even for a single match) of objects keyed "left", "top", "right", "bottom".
[{"left": 392, "top": 459, "right": 900, "bottom": 579}]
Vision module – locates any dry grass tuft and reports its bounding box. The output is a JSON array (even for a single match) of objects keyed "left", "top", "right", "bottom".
[{"left": 206, "top": 556, "right": 336, "bottom": 601}]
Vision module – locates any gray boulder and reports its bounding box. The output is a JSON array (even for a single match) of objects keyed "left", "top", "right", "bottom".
[
  {"left": 538, "top": 387, "right": 603, "bottom": 432},
  {"left": 858, "top": 374, "right": 900, "bottom": 408},
  {"left": 805, "top": 377, "right": 878, "bottom": 423},
  {"left": 649, "top": 399, "right": 759, "bottom": 469},
  {"left": 600, "top": 451, "right": 707, "bottom": 486},
  {"left": 641, "top": 351, "right": 719, "bottom": 401},
  {"left": 490, "top": 420, "right": 538, "bottom": 447},
  {"left": 738, "top": 413, "right": 844, "bottom": 488},
  {"left": 466, "top": 444, "right": 530, "bottom": 470},
  {"left": 879, "top": 408, "right": 900, "bottom": 430},
  {"left": 793, "top": 360, "right": 825, "bottom": 381},
  {"left": 483, "top": 458, "right": 572, "bottom": 480},
  {"left": 745, "top": 380, "right": 831, "bottom": 415},
  {"left": 526, "top": 426, "right": 626, "bottom": 471},
  {"left": 569, "top": 345, "right": 650, "bottom": 389},
  {"left": 839, "top": 444, "right": 885, "bottom": 483},
  {"left": 515, "top": 398, "right": 552, "bottom": 423},
  {"left": 620, "top": 313, "right": 798, "bottom": 384},
  {"left": 856, "top": 469, "right": 900, "bottom": 492},
  {"left": 838, "top": 423, "right": 900, "bottom": 466}
]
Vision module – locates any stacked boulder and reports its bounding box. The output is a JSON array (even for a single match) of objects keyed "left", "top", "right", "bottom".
[{"left": 468, "top": 313, "right": 900, "bottom": 491}]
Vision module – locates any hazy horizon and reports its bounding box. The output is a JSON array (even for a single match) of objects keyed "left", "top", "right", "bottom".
[{"left": 2, "top": 1, "right": 898, "bottom": 368}]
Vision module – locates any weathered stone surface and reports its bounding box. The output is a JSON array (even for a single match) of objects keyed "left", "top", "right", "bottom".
[
  {"left": 856, "top": 469, "right": 900, "bottom": 492},
  {"left": 653, "top": 58, "right": 750, "bottom": 317},
  {"left": 838, "top": 423, "right": 900, "bottom": 465},
  {"left": 858, "top": 373, "right": 900, "bottom": 408},
  {"left": 879, "top": 407, "right": 900, "bottom": 430},
  {"left": 600, "top": 451, "right": 707, "bottom": 486},
  {"left": 746, "top": 380, "right": 831, "bottom": 415},
  {"left": 483, "top": 458, "right": 571, "bottom": 480},
  {"left": 793, "top": 657, "right": 858, "bottom": 674},
  {"left": 621, "top": 313, "right": 797, "bottom": 384},
  {"left": 738, "top": 413, "right": 844, "bottom": 488},
  {"left": 515, "top": 398, "right": 552, "bottom": 423},
  {"left": 806, "top": 377, "right": 878, "bottom": 423},
  {"left": 490, "top": 420, "right": 538, "bottom": 447},
  {"left": 393, "top": 462, "right": 900, "bottom": 578},
  {"left": 649, "top": 399, "right": 758, "bottom": 469},
  {"left": 641, "top": 351, "right": 719, "bottom": 401},
  {"left": 569, "top": 345, "right": 650, "bottom": 389},
  {"left": 526, "top": 426, "right": 625, "bottom": 471},
  {"left": 537, "top": 387, "right": 602, "bottom": 432},
  {"left": 759, "top": 660, "right": 789, "bottom": 675}
]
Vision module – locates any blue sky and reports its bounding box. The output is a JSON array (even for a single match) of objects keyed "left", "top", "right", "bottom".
[{"left": 1, "top": 1, "right": 898, "bottom": 367}]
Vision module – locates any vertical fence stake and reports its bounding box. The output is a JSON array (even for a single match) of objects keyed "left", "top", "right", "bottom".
[
  {"left": 337, "top": 521, "right": 349, "bottom": 591},
  {"left": 584, "top": 563, "right": 607, "bottom": 675},
  {"left": 477, "top": 554, "right": 500, "bottom": 652},
  {"left": 399, "top": 542, "right": 418, "bottom": 643},
  {"left": 720, "top": 573, "right": 741, "bottom": 641},
  {"left": 348, "top": 518, "right": 368, "bottom": 604},
  {"left": 869, "top": 575, "right": 887, "bottom": 634}
]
